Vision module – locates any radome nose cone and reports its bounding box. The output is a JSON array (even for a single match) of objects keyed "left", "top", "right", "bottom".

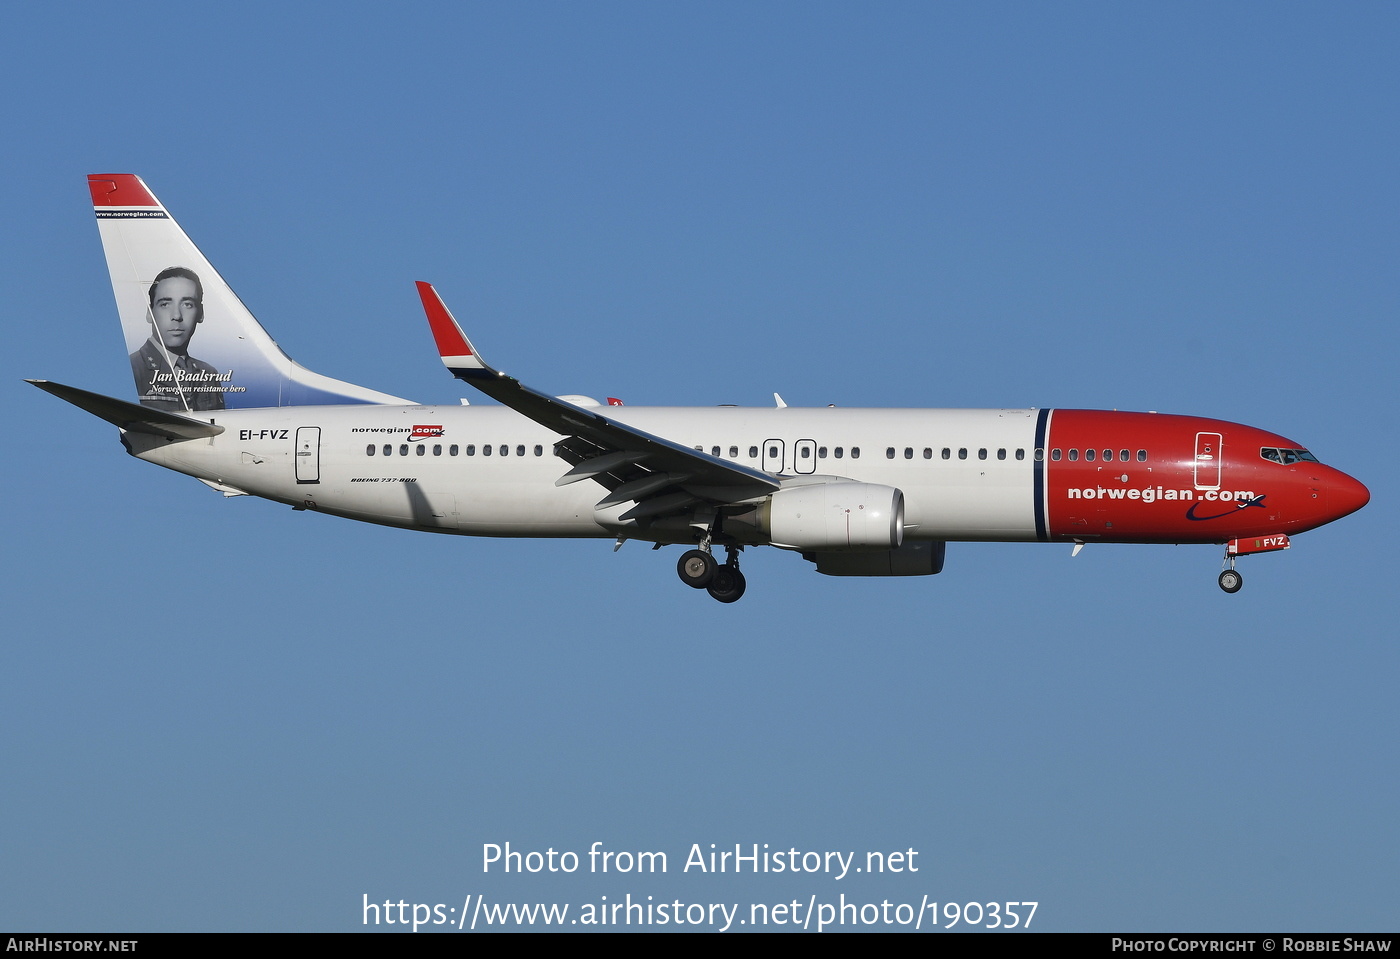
[{"left": 1332, "top": 472, "right": 1370, "bottom": 520}]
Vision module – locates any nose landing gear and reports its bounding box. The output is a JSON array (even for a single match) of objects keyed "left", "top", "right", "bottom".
[
  {"left": 1219, "top": 543, "right": 1243, "bottom": 593},
  {"left": 1217, "top": 535, "right": 1291, "bottom": 593}
]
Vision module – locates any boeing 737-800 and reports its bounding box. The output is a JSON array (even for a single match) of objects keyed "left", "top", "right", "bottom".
[{"left": 29, "top": 175, "right": 1370, "bottom": 602}]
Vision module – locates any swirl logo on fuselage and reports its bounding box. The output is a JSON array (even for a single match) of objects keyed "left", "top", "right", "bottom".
[{"left": 1185, "top": 495, "right": 1267, "bottom": 522}]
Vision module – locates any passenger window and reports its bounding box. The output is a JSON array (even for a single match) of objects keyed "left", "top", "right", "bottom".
[
  {"left": 1137, "top": 449, "right": 1147, "bottom": 462},
  {"left": 942, "top": 448, "right": 950, "bottom": 460},
  {"left": 400, "top": 444, "right": 409, "bottom": 456},
  {"left": 834, "top": 447, "right": 844, "bottom": 459},
  {"left": 801, "top": 446, "right": 811, "bottom": 459},
  {"left": 958, "top": 448, "right": 967, "bottom": 460},
  {"left": 997, "top": 448, "right": 1006, "bottom": 460},
  {"left": 433, "top": 444, "right": 442, "bottom": 456},
  {"left": 1085, "top": 449, "right": 1095, "bottom": 462},
  {"left": 500, "top": 445, "right": 508, "bottom": 456},
  {"left": 749, "top": 446, "right": 758, "bottom": 458},
  {"left": 729, "top": 446, "right": 739, "bottom": 458},
  {"left": 466, "top": 445, "right": 476, "bottom": 456},
  {"left": 366, "top": 444, "right": 375, "bottom": 456},
  {"left": 768, "top": 445, "right": 779, "bottom": 458},
  {"left": 1120, "top": 449, "right": 1129, "bottom": 462},
  {"left": 712, "top": 446, "right": 720, "bottom": 456},
  {"left": 923, "top": 448, "right": 932, "bottom": 459},
  {"left": 887, "top": 447, "right": 896, "bottom": 459},
  {"left": 904, "top": 447, "right": 913, "bottom": 459},
  {"left": 517, "top": 445, "right": 526, "bottom": 457},
  {"left": 1016, "top": 448, "right": 1025, "bottom": 461},
  {"left": 1051, "top": 449, "right": 1061, "bottom": 461},
  {"left": 818, "top": 446, "right": 827, "bottom": 458},
  {"left": 450, "top": 445, "right": 459, "bottom": 456},
  {"left": 978, "top": 448, "right": 987, "bottom": 460},
  {"left": 383, "top": 444, "right": 391, "bottom": 456},
  {"left": 535, "top": 445, "right": 543, "bottom": 456},
  {"left": 1069, "top": 449, "right": 1079, "bottom": 461},
  {"left": 416, "top": 445, "right": 425, "bottom": 456},
  {"left": 851, "top": 448, "right": 860, "bottom": 459},
  {"left": 483, "top": 445, "right": 492, "bottom": 456}
]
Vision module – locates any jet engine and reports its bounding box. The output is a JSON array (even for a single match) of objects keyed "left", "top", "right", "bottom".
[{"left": 757, "top": 482, "right": 905, "bottom": 551}]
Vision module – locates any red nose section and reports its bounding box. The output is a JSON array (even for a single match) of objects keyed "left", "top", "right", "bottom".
[{"left": 1331, "top": 472, "right": 1370, "bottom": 520}]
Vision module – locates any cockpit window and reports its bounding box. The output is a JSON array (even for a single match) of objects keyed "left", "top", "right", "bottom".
[{"left": 1261, "top": 447, "right": 1319, "bottom": 465}]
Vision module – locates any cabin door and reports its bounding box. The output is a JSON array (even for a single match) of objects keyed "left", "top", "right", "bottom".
[
  {"left": 295, "top": 427, "right": 321, "bottom": 484},
  {"left": 1194, "top": 432, "right": 1221, "bottom": 491}
]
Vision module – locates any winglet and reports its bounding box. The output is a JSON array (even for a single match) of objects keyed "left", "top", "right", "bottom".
[{"left": 416, "top": 281, "right": 488, "bottom": 374}]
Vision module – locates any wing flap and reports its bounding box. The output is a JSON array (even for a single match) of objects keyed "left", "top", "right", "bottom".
[{"left": 555, "top": 450, "right": 649, "bottom": 486}]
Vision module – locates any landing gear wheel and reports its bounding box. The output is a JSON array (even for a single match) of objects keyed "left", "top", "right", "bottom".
[
  {"left": 1218, "top": 569, "right": 1243, "bottom": 593},
  {"left": 677, "top": 549, "right": 716, "bottom": 589},
  {"left": 707, "top": 566, "right": 747, "bottom": 603}
]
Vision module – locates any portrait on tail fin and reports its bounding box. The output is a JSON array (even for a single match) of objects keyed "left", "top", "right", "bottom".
[
  {"left": 129, "top": 267, "right": 231, "bottom": 411},
  {"left": 92, "top": 173, "right": 411, "bottom": 410}
]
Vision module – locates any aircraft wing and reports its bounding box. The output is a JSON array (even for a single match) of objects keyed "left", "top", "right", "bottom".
[{"left": 416, "top": 283, "right": 779, "bottom": 521}]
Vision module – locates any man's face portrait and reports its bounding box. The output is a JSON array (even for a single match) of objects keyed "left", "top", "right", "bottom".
[{"left": 149, "top": 274, "right": 202, "bottom": 353}]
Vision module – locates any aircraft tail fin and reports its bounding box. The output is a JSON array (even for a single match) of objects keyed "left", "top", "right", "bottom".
[{"left": 89, "top": 174, "right": 412, "bottom": 411}]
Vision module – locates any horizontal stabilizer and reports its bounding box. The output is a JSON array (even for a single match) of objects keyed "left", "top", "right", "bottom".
[{"left": 28, "top": 379, "right": 224, "bottom": 440}]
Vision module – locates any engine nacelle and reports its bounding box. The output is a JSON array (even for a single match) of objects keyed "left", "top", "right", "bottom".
[
  {"left": 804, "top": 541, "right": 946, "bottom": 576},
  {"left": 762, "top": 482, "right": 905, "bottom": 551}
]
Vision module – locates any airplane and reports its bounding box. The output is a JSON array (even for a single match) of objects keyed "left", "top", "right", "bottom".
[{"left": 29, "top": 174, "right": 1369, "bottom": 603}]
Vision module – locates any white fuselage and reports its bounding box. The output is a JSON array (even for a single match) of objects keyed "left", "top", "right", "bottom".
[{"left": 132, "top": 403, "right": 1044, "bottom": 543}]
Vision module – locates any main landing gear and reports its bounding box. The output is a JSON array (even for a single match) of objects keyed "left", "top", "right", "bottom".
[{"left": 676, "top": 544, "right": 747, "bottom": 603}]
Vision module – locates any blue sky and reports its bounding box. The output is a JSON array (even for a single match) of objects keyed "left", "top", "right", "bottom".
[{"left": 4, "top": 1, "right": 1397, "bottom": 932}]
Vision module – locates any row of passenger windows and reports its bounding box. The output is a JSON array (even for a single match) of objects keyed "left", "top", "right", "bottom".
[
  {"left": 698, "top": 444, "right": 1148, "bottom": 464},
  {"left": 1050, "top": 448, "right": 1148, "bottom": 462},
  {"left": 888, "top": 446, "right": 1026, "bottom": 461},
  {"left": 366, "top": 441, "right": 1152, "bottom": 464},
  {"left": 367, "top": 443, "right": 545, "bottom": 457},
  {"left": 699, "top": 445, "right": 865, "bottom": 459}
]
